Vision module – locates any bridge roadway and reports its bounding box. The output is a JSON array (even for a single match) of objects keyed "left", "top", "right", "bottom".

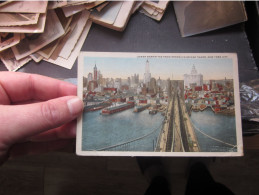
[{"left": 156, "top": 90, "right": 200, "bottom": 152}]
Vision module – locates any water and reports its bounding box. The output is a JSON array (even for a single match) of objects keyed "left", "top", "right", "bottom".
[
  {"left": 82, "top": 108, "right": 164, "bottom": 151},
  {"left": 81, "top": 107, "right": 238, "bottom": 153},
  {"left": 190, "top": 109, "right": 237, "bottom": 152}
]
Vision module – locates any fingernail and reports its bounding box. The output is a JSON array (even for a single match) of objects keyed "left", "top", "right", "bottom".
[{"left": 67, "top": 97, "right": 83, "bottom": 115}]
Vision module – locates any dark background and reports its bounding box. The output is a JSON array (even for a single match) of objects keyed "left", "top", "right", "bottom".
[{"left": 1, "top": 3, "right": 259, "bottom": 195}]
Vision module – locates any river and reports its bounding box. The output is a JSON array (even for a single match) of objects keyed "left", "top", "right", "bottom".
[
  {"left": 82, "top": 108, "right": 164, "bottom": 151},
  {"left": 190, "top": 109, "right": 237, "bottom": 152},
  {"left": 81, "top": 107, "right": 237, "bottom": 152}
]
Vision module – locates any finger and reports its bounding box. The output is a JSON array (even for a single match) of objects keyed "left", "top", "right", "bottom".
[
  {"left": 9, "top": 139, "right": 74, "bottom": 158},
  {"left": 28, "top": 120, "right": 77, "bottom": 142},
  {"left": 0, "top": 96, "right": 83, "bottom": 146},
  {"left": 0, "top": 72, "right": 77, "bottom": 104}
]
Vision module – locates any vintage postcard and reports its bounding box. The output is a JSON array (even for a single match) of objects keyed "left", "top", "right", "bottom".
[
  {"left": 48, "top": 1, "right": 68, "bottom": 9},
  {"left": 86, "top": 1, "right": 107, "bottom": 11},
  {"left": 96, "top": 2, "right": 109, "bottom": 12},
  {"left": 0, "top": 13, "right": 39, "bottom": 26},
  {"left": 0, "top": 33, "right": 20, "bottom": 52},
  {"left": 76, "top": 52, "right": 242, "bottom": 157},
  {"left": 30, "top": 53, "right": 43, "bottom": 63},
  {"left": 0, "top": 48, "right": 31, "bottom": 71},
  {"left": 144, "top": 0, "right": 169, "bottom": 12},
  {"left": 0, "top": 13, "right": 46, "bottom": 33},
  {"left": 0, "top": 1, "right": 48, "bottom": 13},
  {"left": 90, "top": 1, "right": 123, "bottom": 25},
  {"left": 173, "top": 1, "right": 247, "bottom": 37},
  {"left": 44, "top": 20, "right": 92, "bottom": 69},
  {"left": 48, "top": 11, "right": 86, "bottom": 61},
  {"left": 58, "top": 10, "right": 90, "bottom": 59},
  {"left": 131, "top": 1, "right": 144, "bottom": 14},
  {"left": 11, "top": 10, "right": 64, "bottom": 60},
  {"left": 62, "top": 4, "right": 87, "bottom": 17},
  {"left": 0, "top": 1, "right": 13, "bottom": 8}
]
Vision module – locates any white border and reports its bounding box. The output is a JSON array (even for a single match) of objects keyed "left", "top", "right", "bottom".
[{"left": 76, "top": 52, "right": 243, "bottom": 157}]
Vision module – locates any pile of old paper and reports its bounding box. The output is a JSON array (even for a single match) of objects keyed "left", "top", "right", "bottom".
[{"left": 0, "top": 1, "right": 169, "bottom": 71}]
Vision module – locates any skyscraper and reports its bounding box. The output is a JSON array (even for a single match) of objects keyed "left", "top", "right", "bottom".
[
  {"left": 93, "top": 64, "right": 97, "bottom": 81},
  {"left": 143, "top": 59, "right": 151, "bottom": 84},
  {"left": 184, "top": 65, "right": 203, "bottom": 88}
]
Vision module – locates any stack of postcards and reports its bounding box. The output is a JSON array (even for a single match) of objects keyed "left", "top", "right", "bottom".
[
  {"left": 0, "top": 1, "right": 247, "bottom": 71},
  {"left": 0, "top": 0, "right": 169, "bottom": 71}
]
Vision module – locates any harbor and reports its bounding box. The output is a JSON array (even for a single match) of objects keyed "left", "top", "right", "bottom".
[{"left": 81, "top": 59, "right": 237, "bottom": 153}]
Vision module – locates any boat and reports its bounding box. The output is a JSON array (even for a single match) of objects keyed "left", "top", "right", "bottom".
[
  {"left": 88, "top": 106, "right": 105, "bottom": 111},
  {"left": 101, "top": 101, "right": 135, "bottom": 115},
  {"left": 149, "top": 110, "right": 157, "bottom": 115},
  {"left": 84, "top": 101, "right": 112, "bottom": 112},
  {"left": 191, "top": 104, "right": 199, "bottom": 112},
  {"left": 133, "top": 104, "right": 151, "bottom": 112}
]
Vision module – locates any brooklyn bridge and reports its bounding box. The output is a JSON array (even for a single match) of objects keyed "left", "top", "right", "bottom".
[{"left": 155, "top": 81, "right": 200, "bottom": 152}]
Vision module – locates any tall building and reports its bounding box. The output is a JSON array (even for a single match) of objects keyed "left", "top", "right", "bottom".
[
  {"left": 143, "top": 59, "right": 151, "bottom": 84},
  {"left": 149, "top": 77, "right": 157, "bottom": 93},
  {"left": 88, "top": 73, "right": 93, "bottom": 82},
  {"left": 93, "top": 64, "right": 97, "bottom": 81},
  {"left": 184, "top": 65, "right": 203, "bottom": 88}
]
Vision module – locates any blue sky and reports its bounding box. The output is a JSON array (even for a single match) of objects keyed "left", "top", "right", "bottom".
[{"left": 83, "top": 56, "right": 234, "bottom": 80}]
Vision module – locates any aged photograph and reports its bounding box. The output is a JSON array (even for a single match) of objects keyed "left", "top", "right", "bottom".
[{"left": 77, "top": 52, "right": 242, "bottom": 156}]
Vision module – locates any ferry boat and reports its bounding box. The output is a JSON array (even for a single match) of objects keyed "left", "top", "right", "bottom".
[
  {"left": 84, "top": 101, "right": 112, "bottom": 112},
  {"left": 149, "top": 110, "right": 157, "bottom": 115},
  {"left": 101, "top": 101, "right": 135, "bottom": 115},
  {"left": 133, "top": 104, "right": 151, "bottom": 113}
]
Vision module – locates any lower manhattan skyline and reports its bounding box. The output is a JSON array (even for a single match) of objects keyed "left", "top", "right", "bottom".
[{"left": 84, "top": 56, "right": 234, "bottom": 80}]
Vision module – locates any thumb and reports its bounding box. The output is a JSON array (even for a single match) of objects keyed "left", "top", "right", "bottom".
[{"left": 0, "top": 96, "right": 83, "bottom": 145}]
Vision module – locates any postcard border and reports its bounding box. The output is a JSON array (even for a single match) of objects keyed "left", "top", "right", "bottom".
[{"left": 76, "top": 52, "right": 243, "bottom": 157}]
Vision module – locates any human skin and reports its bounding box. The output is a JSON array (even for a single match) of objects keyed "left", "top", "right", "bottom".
[{"left": 0, "top": 72, "right": 84, "bottom": 164}]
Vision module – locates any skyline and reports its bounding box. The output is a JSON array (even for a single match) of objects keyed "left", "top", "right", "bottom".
[{"left": 84, "top": 56, "right": 234, "bottom": 80}]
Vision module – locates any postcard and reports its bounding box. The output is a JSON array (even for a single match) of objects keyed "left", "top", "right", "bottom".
[
  {"left": 111, "top": 1, "right": 135, "bottom": 31},
  {"left": 173, "top": 1, "right": 247, "bottom": 37},
  {"left": 48, "top": 1, "right": 68, "bottom": 9},
  {"left": 48, "top": 11, "right": 87, "bottom": 61},
  {"left": 140, "top": 7, "right": 164, "bottom": 21},
  {"left": 96, "top": 2, "right": 109, "bottom": 12},
  {"left": 0, "top": 33, "right": 20, "bottom": 52},
  {"left": 144, "top": 0, "right": 169, "bottom": 12},
  {"left": 37, "top": 10, "right": 73, "bottom": 59},
  {"left": 86, "top": 1, "right": 107, "bottom": 11},
  {"left": 90, "top": 1, "right": 123, "bottom": 25},
  {"left": 0, "top": 1, "right": 48, "bottom": 13},
  {"left": 0, "top": 48, "right": 31, "bottom": 71},
  {"left": 131, "top": 1, "right": 144, "bottom": 14},
  {"left": 76, "top": 52, "right": 242, "bottom": 157},
  {"left": 30, "top": 53, "right": 43, "bottom": 63},
  {"left": 0, "top": 1, "right": 13, "bottom": 8},
  {"left": 58, "top": 10, "right": 90, "bottom": 59},
  {"left": 0, "top": 13, "right": 46, "bottom": 33},
  {"left": 11, "top": 10, "right": 64, "bottom": 60},
  {"left": 44, "top": 20, "right": 92, "bottom": 69},
  {"left": 0, "top": 13, "right": 39, "bottom": 26},
  {"left": 62, "top": 4, "right": 87, "bottom": 17}
]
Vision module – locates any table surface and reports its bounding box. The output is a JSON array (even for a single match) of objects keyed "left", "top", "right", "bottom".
[{"left": 0, "top": 3, "right": 258, "bottom": 82}]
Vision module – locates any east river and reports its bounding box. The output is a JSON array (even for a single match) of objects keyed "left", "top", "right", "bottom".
[
  {"left": 82, "top": 108, "right": 164, "bottom": 151},
  {"left": 81, "top": 108, "right": 237, "bottom": 152},
  {"left": 190, "top": 109, "right": 237, "bottom": 152}
]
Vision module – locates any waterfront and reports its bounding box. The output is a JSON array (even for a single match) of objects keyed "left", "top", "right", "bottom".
[
  {"left": 190, "top": 109, "right": 237, "bottom": 152},
  {"left": 82, "top": 107, "right": 237, "bottom": 152},
  {"left": 82, "top": 108, "right": 164, "bottom": 151}
]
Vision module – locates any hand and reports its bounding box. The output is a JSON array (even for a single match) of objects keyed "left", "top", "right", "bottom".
[{"left": 0, "top": 72, "right": 83, "bottom": 164}]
